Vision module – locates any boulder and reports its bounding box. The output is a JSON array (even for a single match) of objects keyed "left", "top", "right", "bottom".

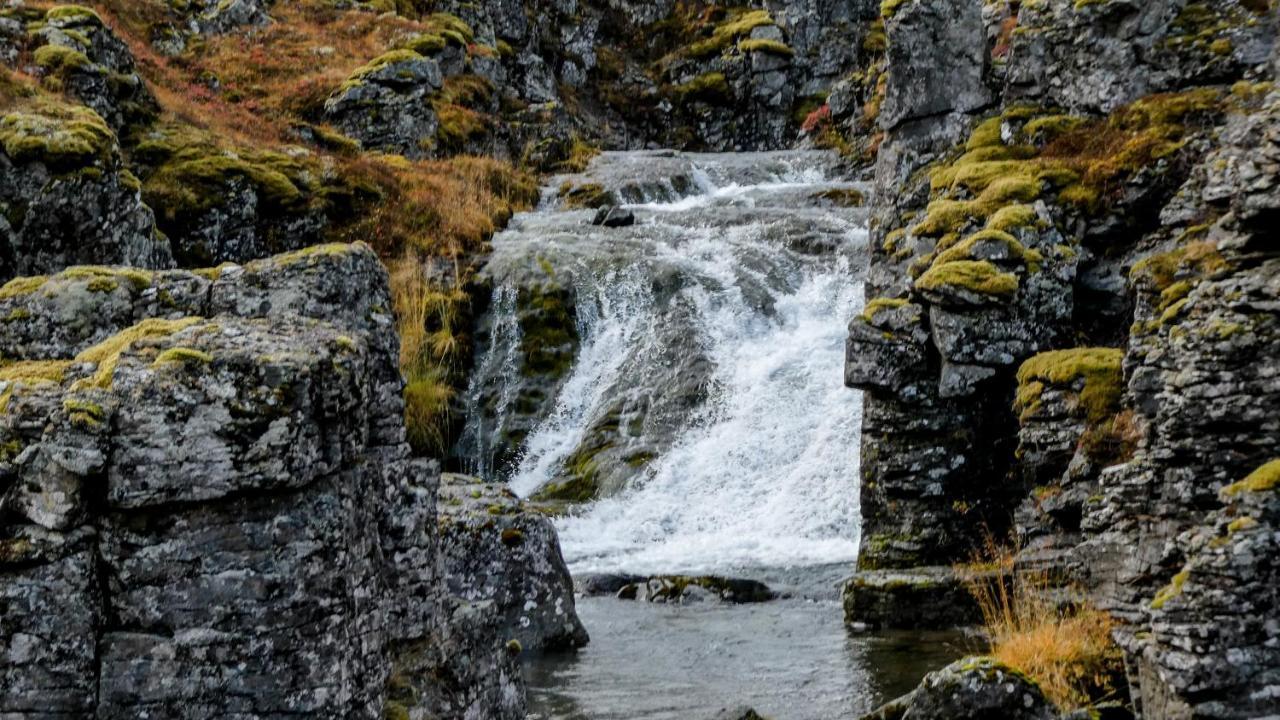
[
  {"left": 437, "top": 473, "right": 589, "bottom": 652},
  {"left": 860, "top": 657, "right": 1059, "bottom": 720}
]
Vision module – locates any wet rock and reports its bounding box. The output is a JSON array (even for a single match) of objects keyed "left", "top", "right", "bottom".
[
  {"left": 842, "top": 567, "right": 987, "bottom": 631},
  {"left": 861, "top": 657, "right": 1059, "bottom": 720},
  {"left": 576, "top": 572, "right": 648, "bottom": 596},
  {"left": 592, "top": 205, "right": 636, "bottom": 227},
  {"left": 613, "top": 575, "right": 776, "bottom": 604},
  {"left": 712, "top": 707, "right": 770, "bottom": 720},
  {"left": 436, "top": 474, "right": 589, "bottom": 652}
]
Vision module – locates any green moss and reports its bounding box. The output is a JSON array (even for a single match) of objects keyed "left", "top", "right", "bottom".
[
  {"left": 33, "top": 45, "right": 93, "bottom": 74},
  {"left": 687, "top": 9, "right": 774, "bottom": 59},
  {"left": 62, "top": 396, "right": 105, "bottom": 429},
  {"left": 1150, "top": 569, "right": 1189, "bottom": 610},
  {"left": 143, "top": 153, "right": 302, "bottom": 218},
  {"left": 1222, "top": 459, "right": 1280, "bottom": 496},
  {"left": 986, "top": 204, "right": 1039, "bottom": 232},
  {"left": 932, "top": 228, "right": 1043, "bottom": 273},
  {"left": 0, "top": 105, "right": 114, "bottom": 171},
  {"left": 670, "top": 72, "right": 732, "bottom": 106},
  {"left": 915, "top": 260, "right": 1019, "bottom": 298},
  {"left": 1015, "top": 348, "right": 1124, "bottom": 422},
  {"left": 45, "top": 5, "right": 101, "bottom": 22},
  {"left": 61, "top": 266, "right": 153, "bottom": 291},
  {"left": 861, "top": 297, "right": 909, "bottom": 322},
  {"left": 73, "top": 317, "right": 204, "bottom": 389},
  {"left": 0, "top": 275, "right": 49, "bottom": 300},
  {"left": 153, "top": 347, "right": 213, "bottom": 366},
  {"left": 739, "top": 38, "right": 794, "bottom": 57}
]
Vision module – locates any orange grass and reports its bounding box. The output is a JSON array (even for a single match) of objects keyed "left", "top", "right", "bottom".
[{"left": 961, "top": 541, "right": 1125, "bottom": 711}]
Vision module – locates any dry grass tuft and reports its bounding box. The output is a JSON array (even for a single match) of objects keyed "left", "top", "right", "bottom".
[{"left": 961, "top": 540, "right": 1126, "bottom": 712}]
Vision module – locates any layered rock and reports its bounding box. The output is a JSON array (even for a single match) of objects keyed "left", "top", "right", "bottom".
[
  {"left": 0, "top": 244, "right": 524, "bottom": 719},
  {"left": 842, "top": 0, "right": 1280, "bottom": 715}
]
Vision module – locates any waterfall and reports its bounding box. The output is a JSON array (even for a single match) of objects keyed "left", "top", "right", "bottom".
[{"left": 462, "top": 150, "right": 868, "bottom": 575}]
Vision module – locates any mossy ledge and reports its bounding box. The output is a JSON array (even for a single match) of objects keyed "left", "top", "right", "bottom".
[{"left": 1015, "top": 348, "right": 1124, "bottom": 422}]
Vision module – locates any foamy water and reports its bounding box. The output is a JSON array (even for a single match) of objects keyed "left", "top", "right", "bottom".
[{"left": 470, "top": 151, "right": 867, "bottom": 575}]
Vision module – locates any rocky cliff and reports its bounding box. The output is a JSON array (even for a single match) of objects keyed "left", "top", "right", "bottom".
[
  {"left": 842, "top": 0, "right": 1278, "bottom": 717},
  {"left": 0, "top": 244, "right": 546, "bottom": 718}
]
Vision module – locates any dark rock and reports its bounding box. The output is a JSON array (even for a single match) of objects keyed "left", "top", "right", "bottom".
[
  {"left": 861, "top": 657, "right": 1059, "bottom": 720},
  {"left": 842, "top": 567, "right": 987, "bottom": 631},
  {"left": 592, "top": 205, "right": 636, "bottom": 227},
  {"left": 577, "top": 572, "right": 648, "bottom": 596},
  {"left": 0, "top": 102, "right": 171, "bottom": 283},
  {"left": 612, "top": 575, "right": 776, "bottom": 604}
]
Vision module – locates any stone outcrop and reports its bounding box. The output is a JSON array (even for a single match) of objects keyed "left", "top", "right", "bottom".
[
  {"left": 437, "top": 473, "right": 589, "bottom": 653},
  {"left": 12, "top": 5, "right": 158, "bottom": 133},
  {"left": 0, "top": 98, "right": 170, "bottom": 283},
  {"left": 0, "top": 244, "right": 523, "bottom": 719}
]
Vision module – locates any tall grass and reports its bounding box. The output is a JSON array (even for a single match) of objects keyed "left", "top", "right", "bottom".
[{"left": 960, "top": 539, "right": 1125, "bottom": 711}]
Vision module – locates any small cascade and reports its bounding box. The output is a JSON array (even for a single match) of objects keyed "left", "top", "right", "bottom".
[{"left": 460, "top": 150, "right": 868, "bottom": 574}]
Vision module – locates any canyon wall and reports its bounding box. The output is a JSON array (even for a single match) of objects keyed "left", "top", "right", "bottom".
[{"left": 842, "top": 0, "right": 1279, "bottom": 716}]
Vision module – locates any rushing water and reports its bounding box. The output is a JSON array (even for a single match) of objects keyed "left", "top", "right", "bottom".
[{"left": 461, "top": 151, "right": 950, "bottom": 718}]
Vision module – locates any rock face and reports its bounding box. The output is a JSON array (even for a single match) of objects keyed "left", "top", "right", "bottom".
[
  {"left": 437, "top": 473, "right": 589, "bottom": 653},
  {"left": 0, "top": 244, "right": 523, "bottom": 719},
  {"left": 843, "top": 0, "right": 1280, "bottom": 716}
]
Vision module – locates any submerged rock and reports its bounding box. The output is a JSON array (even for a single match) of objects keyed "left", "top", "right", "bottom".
[
  {"left": 842, "top": 567, "right": 987, "bottom": 631},
  {"left": 592, "top": 205, "right": 636, "bottom": 227},
  {"left": 605, "top": 574, "right": 776, "bottom": 604}
]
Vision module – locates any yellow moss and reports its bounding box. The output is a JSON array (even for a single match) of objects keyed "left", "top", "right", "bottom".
[
  {"left": 932, "top": 228, "right": 1043, "bottom": 273},
  {"left": 739, "top": 38, "right": 794, "bottom": 57},
  {"left": 687, "top": 9, "right": 775, "bottom": 58},
  {"left": 915, "top": 260, "right": 1019, "bottom": 298},
  {"left": 0, "top": 275, "right": 49, "bottom": 300},
  {"left": 60, "top": 266, "right": 153, "bottom": 291},
  {"left": 1227, "top": 516, "right": 1258, "bottom": 533},
  {"left": 152, "top": 347, "right": 213, "bottom": 366},
  {"left": 986, "top": 204, "right": 1039, "bottom": 232},
  {"left": 1222, "top": 459, "right": 1280, "bottom": 496},
  {"left": 0, "top": 360, "right": 73, "bottom": 384},
  {"left": 861, "top": 297, "right": 909, "bottom": 323},
  {"left": 1015, "top": 348, "right": 1124, "bottom": 422},
  {"left": 0, "top": 104, "right": 114, "bottom": 171},
  {"left": 74, "top": 317, "right": 204, "bottom": 389},
  {"left": 62, "top": 396, "right": 105, "bottom": 429},
  {"left": 1150, "top": 569, "right": 1189, "bottom": 610}
]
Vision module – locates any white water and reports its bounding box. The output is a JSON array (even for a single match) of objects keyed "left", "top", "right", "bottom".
[{"left": 475, "top": 151, "right": 867, "bottom": 576}]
